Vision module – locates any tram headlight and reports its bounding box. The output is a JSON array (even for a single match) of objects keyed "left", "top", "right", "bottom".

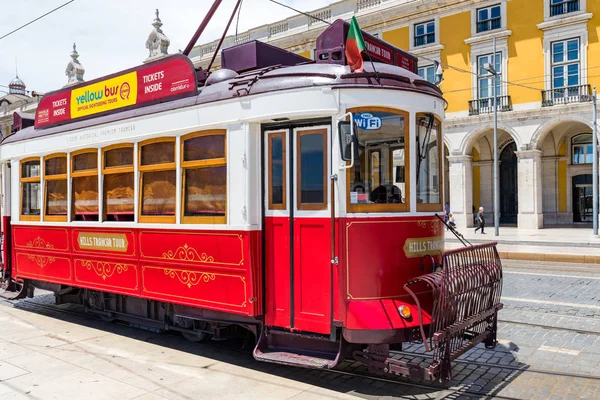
[{"left": 398, "top": 305, "right": 412, "bottom": 319}]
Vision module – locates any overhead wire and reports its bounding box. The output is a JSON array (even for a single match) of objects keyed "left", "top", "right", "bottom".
[{"left": 0, "top": 0, "right": 76, "bottom": 41}]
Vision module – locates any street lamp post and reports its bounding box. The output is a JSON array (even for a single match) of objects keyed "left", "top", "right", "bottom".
[
  {"left": 484, "top": 37, "right": 499, "bottom": 236},
  {"left": 593, "top": 86, "right": 598, "bottom": 236}
]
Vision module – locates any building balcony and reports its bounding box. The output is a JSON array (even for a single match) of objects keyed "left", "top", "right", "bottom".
[
  {"left": 414, "top": 33, "right": 435, "bottom": 47},
  {"left": 550, "top": 0, "right": 580, "bottom": 17},
  {"left": 468, "top": 96, "right": 512, "bottom": 116},
  {"left": 541, "top": 84, "right": 592, "bottom": 107}
]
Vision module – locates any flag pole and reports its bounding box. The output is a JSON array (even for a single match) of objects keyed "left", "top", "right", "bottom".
[{"left": 365, "top": 53, "right": 382, "bottom": 86}]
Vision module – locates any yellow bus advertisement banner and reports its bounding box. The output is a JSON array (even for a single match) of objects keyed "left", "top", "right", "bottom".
[
  {"left": 35, "top": 55, "right": 198, "bottom": 128},
  {"left": 71, "top": 72, "right": 138, "bottom": 118}
]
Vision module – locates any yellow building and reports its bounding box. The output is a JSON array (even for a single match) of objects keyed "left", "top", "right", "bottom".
[{"left": 192, "top": 0, "right": 600, "bottom": 228}]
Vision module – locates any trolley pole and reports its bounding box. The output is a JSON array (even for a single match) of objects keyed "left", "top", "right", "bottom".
[
  {"left": 493, "top": 37, "right": 499, "bottom": 236},
  {"left": 593, "top": 86, "right": 598, "bottom": 236}
]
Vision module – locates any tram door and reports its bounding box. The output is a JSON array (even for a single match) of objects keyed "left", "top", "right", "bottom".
[{"left": 263, "top": 126, "right": 331, "bottom": 334}]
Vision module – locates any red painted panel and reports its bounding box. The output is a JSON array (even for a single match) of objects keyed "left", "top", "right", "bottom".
[
  {"left": 139, "top": 230, "right": 245, "bottom": 267},
  {"left": 2, "top": 216, "right": 12, "bottom": 278},
  {"left": 13, "top": 226, "right": 69, "bottom": 251},
  {"left": 293, "top": 218, "right": 331, "bottom": 334},
  {"left": 345, "top": 300, "right": 431, "bottom": 330},
  {"left": 342, "top": 217, "right": 443, "bottom": 301},
  {"left": 264, "top": 216, "right": 291, "bottom": 328},
  {"left": 71, "top": 229, "right": 136, "bottom": 257},
  {"left": 141, "top": 265, "right": 250, "bottom": 314},
  {"left": 14, "top": 252, "right": 72, "bottom": 285},
  {"left": 74, "top": 258, "right": 140, "bottom": 295}
]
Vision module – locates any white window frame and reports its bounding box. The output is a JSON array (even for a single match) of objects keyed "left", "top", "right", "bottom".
[
  {"left": 470, "top": 1, "right": 507, "bottom": 37},
  {"left": 542, "top": 23, "right": 588, "bottom": 91},
  {"left": 418, "top": 65, "right": 436, "bottom": 84},
  {"left": 551, "top": 38, "right": 581, "bottom": 91},
  {"left": 409, "top": 16, "right": 440, "bottom": 51},
  {"left": 469, "top": 39, "right": 509, "bottom": 102},
  {"left": 545, "top": 0, "right": 586, "bottom": 21},
  {"left": 413, "top": 21, "right": 435, "bottom": 48},
  {"left": 571, "top": 133, "right": 593, "bottom": 165},
  {"left": 476, "top": 52, "right": 502, "bottom": 100}
]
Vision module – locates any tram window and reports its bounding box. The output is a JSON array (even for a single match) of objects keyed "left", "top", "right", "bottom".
[
  {"left": 268, "top": 132, "right": 286, "bottom": 210},
  {"left": 139, "top": 139, "right": 176, "bottom": 223},
  {"left": 416, "top": 114, "right": 442, "bottom": 211},
  {"left": 20, "top": 159, "right": 41, "bottom": 220},
  {"left": 346, "top": 108, "right": 409, "bottom": 212},
  {"left": 103, "top": 145, "right": 134, "bottom": 222},
  {"left": 141, "top": 141, "right": 175, "bottom": 165},
  {"left": 181, "top": 131, "right": 227, "bottom": 224},
  {"left": 71, "top": 150, "right": 99, "bottom": 221},
  {"left": 297, "top": 130, "right": 327, "bottom": 210},
  {"left": 44, "top": 155, "right": 68, "bottom": 221}
]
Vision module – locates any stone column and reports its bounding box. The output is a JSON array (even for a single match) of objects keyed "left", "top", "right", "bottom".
[
  {"left": 447, "top": 155, "right": 474, "bottom": 228},
  {"left": 477, "top": 160, "right": 493, "bottom": 223},
  {"left": 516, "top": 150, "right": 544, "bottom": 229}
]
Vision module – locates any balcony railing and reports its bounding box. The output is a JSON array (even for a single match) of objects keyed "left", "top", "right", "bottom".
[
  {"left": 550, "top": 0, "right": 580, "bottom": 17},
  {"left": 414, "top": 33, "right": 435, "bottom": 47},
  {"left": 476, "top": 17, "right": 501, "bottom": 33},
  {"left": 468, "top": 96, "right": 513, "bottom": 116},
  {"left": 541, "top": 84, "right": 592, "bottom": 106}
]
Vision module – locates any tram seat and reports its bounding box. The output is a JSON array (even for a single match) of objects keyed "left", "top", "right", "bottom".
[
  {"left": 370, "top": 186, "right": 388, "bottom": 203},
  {"left": 370, "top": 186, "right": 402, "bottom": 204}
]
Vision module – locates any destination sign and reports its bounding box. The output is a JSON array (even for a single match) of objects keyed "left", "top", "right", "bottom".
[
  {"left": 403, "top": 236, "right": 444, "bottom": 258},
  {"left": 35, "top": 55, "right": 197, "bottom": 128},
  {"left": 77, "top": 232, "right": 129, "bottom": 253}
]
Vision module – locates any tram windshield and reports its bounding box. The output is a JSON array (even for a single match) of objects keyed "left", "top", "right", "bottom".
[{"left": 347, "top": 110, "right": 408, "bottom": 210}]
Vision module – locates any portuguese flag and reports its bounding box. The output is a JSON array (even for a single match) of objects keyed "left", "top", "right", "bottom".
[{"left": 345, "top": 16, "right": 366, "bottom": 72}]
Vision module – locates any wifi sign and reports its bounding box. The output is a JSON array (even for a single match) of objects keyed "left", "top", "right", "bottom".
[{"left": 355, "top": 113, "right": 382, "bottom": 130}]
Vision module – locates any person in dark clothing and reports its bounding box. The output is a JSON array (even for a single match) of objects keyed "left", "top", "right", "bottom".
[{"left": 474, "top": 206, "right": 485, "bottom": 234}]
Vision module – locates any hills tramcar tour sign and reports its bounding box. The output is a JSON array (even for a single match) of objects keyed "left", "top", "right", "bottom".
[{"left": 35, "top": 55, "right": 198, "bottom": 129}]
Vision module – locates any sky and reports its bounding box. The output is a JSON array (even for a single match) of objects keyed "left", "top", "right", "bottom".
[{"left": 0, "top": 0, "right": 333, "bottom": 95}]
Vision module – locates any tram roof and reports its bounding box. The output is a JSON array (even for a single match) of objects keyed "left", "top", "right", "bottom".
[{"left": 2, "top": 61, "right": 442, "bottom": 146}]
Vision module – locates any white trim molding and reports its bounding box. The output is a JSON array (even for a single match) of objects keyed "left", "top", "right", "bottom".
[
  {"left": 409, "top": 16, "right": 440, "bottom": 52},
  {"left": 541, "top": 19, "right": 589, "bottom": 91},
  {"left": 542, "top": 0, "right": 588, "bottom": 22},
  {"left": 470, "top": 0, "right": 508, "bottom": 38},
  {"left": 468, "top": 36, "right": 510, "bottom": 103}
]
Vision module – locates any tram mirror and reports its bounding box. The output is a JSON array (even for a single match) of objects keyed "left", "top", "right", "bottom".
[{"left": 338, "top": 121, "right": 359, "bottom": 162}]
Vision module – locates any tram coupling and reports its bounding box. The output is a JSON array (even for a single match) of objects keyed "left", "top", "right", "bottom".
[{"left": 354, "top": 242, "right": 503, "bottom": 383}]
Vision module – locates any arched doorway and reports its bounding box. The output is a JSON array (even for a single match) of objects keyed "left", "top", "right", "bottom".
[{"left": 500, "top": 142, "right": 517, "bottom": 224}]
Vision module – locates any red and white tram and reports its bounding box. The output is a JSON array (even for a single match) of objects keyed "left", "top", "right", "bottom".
[{"left": 0, "top": 18, "right": 502, "bottom": 382}]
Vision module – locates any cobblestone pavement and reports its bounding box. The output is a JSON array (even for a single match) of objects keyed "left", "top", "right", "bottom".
[{"left": 1, "top": 260, "right": 599, "bottom": 399}]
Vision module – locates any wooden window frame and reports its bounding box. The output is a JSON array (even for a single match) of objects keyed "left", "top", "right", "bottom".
[
  {"left": 268, "top": 131, "right": 287, "bottom": 210},
  {"left": 416, "top": 113, "right": 443, "bottom": 212},
  {"left": 345, "top": 107, "right": 410, "bottom": 213},
  {"left": 43, "top": 153, "right": 68, "bottom": 222},
  {"left": 20, "top": 157, "right": 41, "bottom": 221},
  {"left": 71, "top": 149, "right": 99, "bottom": 221},
  {"left": 139, "top": 138, "right": 176, "bottom": 224},
  {"left": 180, "top": 130, "right": 227, "bottom": 224},
  {"left": 296, "top": 128, "right": 328, "bottom": 211},
  {"left": 102, "top": 144, "right": 134, "bottom": 221}
]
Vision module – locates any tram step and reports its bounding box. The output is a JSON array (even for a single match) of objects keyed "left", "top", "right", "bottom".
[{"left": 253, "top": 328, "right": 341, "bottom": 369}]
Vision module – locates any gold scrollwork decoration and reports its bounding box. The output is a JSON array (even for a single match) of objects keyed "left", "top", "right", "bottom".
[
  {"left": 26, "top": 236, "right": 55, "bottom": 250},
  {"left": 163, "top": 269, "right": 216, "bottom": 288},
  {"left": 81, "top": 260, "right": 129, "bottom": 280},
  {"left": 27, "top": 254, "right": 56, "bottom": 268},
  {"left": 162, "top": 244, "right": 215, "bottom": 263},
  {"left": 417, "top": 220, "right": 441, "bottom": 235}
]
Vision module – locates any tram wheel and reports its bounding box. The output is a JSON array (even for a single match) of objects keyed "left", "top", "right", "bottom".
[
  {"left": 180, "top": 321, "right": 212, "bottom": 342},
  {"left": 99, "top": 314, "right": 116, "bottom": 323}
]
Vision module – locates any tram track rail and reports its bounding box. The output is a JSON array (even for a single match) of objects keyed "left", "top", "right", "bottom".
[{"left": 3, "top": 298, "right": 600, "bottom": 396}]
